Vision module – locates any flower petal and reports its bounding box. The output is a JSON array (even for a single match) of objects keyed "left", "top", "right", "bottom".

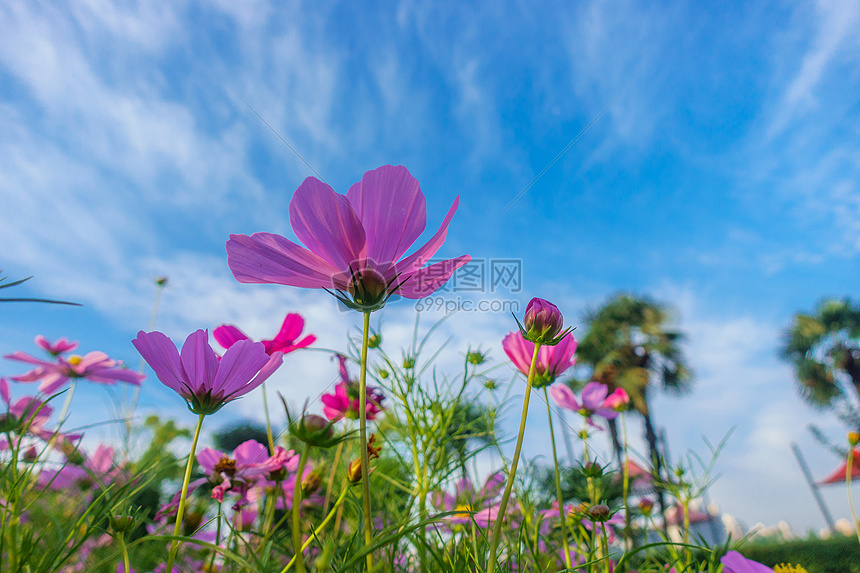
[
  {"left": 393, "top": 196, "right": 461, "bottom": 274},
  {"left": 180, "top": 330, "right": 220, "bottom": 393},
  {"left": 502, "top": 331, "right": 534, "bottom": 376},
  {"left": 213, "top": 325, "right": 250, "bottom": 351},
  {"left": 289, "top": 176, "right": 366, "bottom": 271},
  {"left": 197, "top": 447, "right": 227, "bottom": 473},
  {"left": 227, "top": 233, "right": 343, "bottom": 288},
  {"left": 581, "top": 382, "right": 609, "bottom": 410},
  {"left": 346, "top": 165, "right": 426, "bottom": 270},
  {"left": 397, "top": 255, "right": 471, "bottom": 299},
  {"left": 210, "top": 339, "right": 270, "bottom": 398},
  {"left": 550, "top": 383, "right": 580, "bottom": 411},
  {"left": 132, "top": 331, "right": 187, "bottom": 395}
]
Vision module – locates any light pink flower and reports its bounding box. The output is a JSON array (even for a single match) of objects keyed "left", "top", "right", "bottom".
[
  {"left": 132, "top": 329, "right": 283, "bottom": 415},
  {"left": 0, "top": 378, "right": 80, "bottom": 450},
  {"left": 4, "top": 346, "right": 144, "bottom": 395},
  {"left": 39, "top": 444, "right": 123, "bottom": 490},
  {"left": 197, "top": 440, "right": 289, "bottom": 505},
  {"left": 34, "top": 335, "right": 78, "bottom": 356},
  {"left": 321, "top": 355, "right": 385, "bottom": 421},
  {"left": 226, "top": 165, "right": 470, "bottom": 311},
  {"left": 603, "top": 388, "right": 630, "bottom": 411},
  {"left": 431, "top": 472, "right": 505, "bottom": 527},
  {"left": 214, "top": 312, "right": 316, "bottom": 356},
  {"left": 502, "top": 331, "right": 577, "bottom": 388},
  {"left": 550, "top": 381, "right": 620, "bottom": 424}
]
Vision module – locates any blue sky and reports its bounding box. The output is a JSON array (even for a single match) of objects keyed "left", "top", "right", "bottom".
[{"left": 1, "top": 0, "right": 859, "bottom": 534}]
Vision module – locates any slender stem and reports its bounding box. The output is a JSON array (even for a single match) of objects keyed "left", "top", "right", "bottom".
[
  {"left": 262, "top": 478, "right": 280, "bottom": 540},
  {"left": 621, "top": 412, "right": 632, "bottom": 548},
  {"left": 544, "top": 387, "right": 572, "bottom": 569},
  {"left": 57, "top": 380, "right": 78, "bottom": 424},
  {"left": 207, "top": 503, "right": 222, "bottom": 573},
  {"left": 119, "top": 532, "right": 131, "bottom": 573},
  {"left": 324, "top": 440, "right": 345, "bottom": 514},
  {"left": 358, "top": 310, "right": 374, "bottom": 571},
  {"left": 487, "top": 342, "right": 542, "bottom": 573},
  {"left": 280, "top": 487, "right": 349, "bottom": 573},
  {"left": 262, "top": 381, "right": 275, "bottom": 455},
  {"left": 292, "top": 443, "right": 312, "bottom": 573},
  {"left": 166, "top": 412, "right": 206, "bottom": 573},
  {"left": 601, "top": 521, "right": 610, "bottom": 573},
  {"left": 847, "top": 448, "right": 860, "bottom": 546}
]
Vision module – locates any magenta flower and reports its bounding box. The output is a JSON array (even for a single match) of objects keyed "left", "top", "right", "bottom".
[
  {"left": 603, "top": 387, "right": 630, "bottom": 411},
  {"left": 720, "top": 551, "right": 776, "bottom": 573},
  {"left": 198, "top": 440, "right": 289, "bottom": 505},
  {"left": 550, "top": 381, "right": 620, "bottom": 425},
  {"left": 39, "top": 444, "right": 124, "bottom": 490},
  {"left": 132, "top": 329, "right": 283, "bottom": 415},
  {"left": 321, "top": 355, "right": 385, "bottom": 421},
  {"left": 226, "top": 165, "right": 470, "bottom": 312},
  {"left": 214, "top": 312, "right": 316, "bottom": 356},
  {"left": 502, "top": 331, "right": 577, "bottom": 388},
  {"left": 0, "top": 378, "right": 80, "bottom": 449},
  {"left": 5, "top": 345, "right": 144, "bottom": 395},
  {"left": 34, "top": 335, "right": 78, "bottom": 356}
]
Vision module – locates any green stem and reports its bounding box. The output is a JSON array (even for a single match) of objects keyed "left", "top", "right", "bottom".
[
  {"left": 847, "top": 448, "right": 860, "bottom": 546},
  {"left": 166, "top": 412, "right": 206, "bottom": 573},
  {"left": 119, "top": 532, "right": 130, "bottom": 573},
  {"left": 207, "top": 503, "right": 222, "bottom": 573},
  {"left": 358, "top": 310, "right": 375, "bottom": 571},
  {"left": 280, "top": 487, "right": 349, "bottom": 573},
  {"left": 544, "top": 387, "right": 572, "bottom": 569},
  {"left": 323, "top": 440, "right": 345, "bottom": 515},
  {"left": 57, "top": 380, "right": 78, "bottom": 424},
  {"left": 262, "top": 381, "right": 275, "bottom": 455},
  {"left": 621, "top": 412, "right": 632, "bottom": 548},
  {"left": 601, "top": 520, "right": 610, "bottom": 573},
  {"left": 486, "top": 342, "right": 542, "bottom": 573},
  {"left": 292, "top": 443, "right": 311, "bottom": 573}
]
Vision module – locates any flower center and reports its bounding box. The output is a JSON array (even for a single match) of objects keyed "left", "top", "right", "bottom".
[
  {"left": 213, "top": 457, "right": 237, "bottom": 478},
  {"left": 773, "top": 566, "right": 807, "bottom": 573},
  {"left": 68, "top": 355, "right": 83, "bottom": 366},
  {"left": 347, "top": 267, "right": 389, "bottom": 308},
  {"left": 454, "top": 503, "right": 473, "bottom": 517}
]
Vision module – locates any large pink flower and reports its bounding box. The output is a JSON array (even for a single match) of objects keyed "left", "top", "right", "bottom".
[
  {"left": 226, "top": 165, "right": 470, "bottom": 311},
  {"left": 214, "top": 313, "right": 316, "bottom": 356},
  {"left": 321, "top": 355, "right": 385, "bottom": 421},
  {"left": 502, "top": 331, "right": 577, "bottom": 388},
  {"left": 132, "top": 329, "right": 283, "bottom": 415},
  {"left": 5, "top": 345, "right": 144, "bottom": 395},
  {"left": 720, "top": 551, "right": 776, "bottom": 573}
]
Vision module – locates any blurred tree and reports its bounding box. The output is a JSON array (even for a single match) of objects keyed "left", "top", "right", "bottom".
[
  {"left": 212, "top": 420, "right": 271, "bottom": 452},
  {"left": 782, "top": 298, "right": 860, "bottom": 409},
  {"left": 574, "top": 293, "right": 693, "bottom": 526}
]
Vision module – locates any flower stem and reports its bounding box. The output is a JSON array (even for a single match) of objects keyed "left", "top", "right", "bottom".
[
  {"left": 621, "top": 412, "right": 632, "bottom": 548},
  {"left": 292, "top": 443, "right": 312, "bottom": 573},
  {"left": 847, "top": 448, "right": 860, "bottom": 546},
  {"left": 280, "top": 486, "right": 349, "bottom": 573},
  {"left": 358, "top": 310, "right": 374, "bottom": 571},
  {"left": 166, "top": 412, "right": 206, "bottom": 573},
  {"left": 544, "top": 387, "right": 572, "bottom": 569},
  {"left": 262, "top": 381, "right": 275, "bottom": 455},
  {"left": 57, "top": 380, "right": 78, "bottom": 424},
  {"left": 323, "top": 440, "right": 345, "bottom": 515},
  {"left": 119, "top": 532, "right": 130, "bottom": 573},
  {"left": 486, "top": 342, "right": 541, "bottom": 573}
]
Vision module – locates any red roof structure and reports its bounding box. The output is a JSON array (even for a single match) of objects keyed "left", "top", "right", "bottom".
[
  {"left": 817, "top": 449, "right": 860, "bottom": 486},
  {"left": 664, "top": 503, "right": 714, "bottom": 526}
]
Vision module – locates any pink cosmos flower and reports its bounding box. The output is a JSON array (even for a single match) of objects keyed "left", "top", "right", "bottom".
[
  {"left": 226, "top": 165, "right": 470, "bottom": 312},
  {"left": 197, "top": 440, "right": 289, "bottom": 505},
  {"left": 5, "top": 345, "right": 144, "bottom": 395},
  {"left": 431, "top": 472, "right": 506, "bottom": 527},
  {"left": 40, "top": 444, "right": 123, "bottom": 490},
  {"left": 214, "top": 312, "right": 316, "bottom": 356},
  {"left": 0, "top": 378, "right": 80, "bottom": 449},
  {"left": 321, "top": 355, "right": 385, "bottom": 421},
  {"left": 132, "top": 329, "right": 283, "bottom": 415},
  {"left": 720, "top": 551, "right": 776, "bottom": 572},
  {"left": 502, "top": 331, "right": 577, "bottom": 388},
  {"left": 34, "top": 335, "right": 78, "bottom": 356},
  {"left": 603, "top": 388, "right": 630, "bottom": 411},
  {"left": 550, "top": 381, "right": 621, "bottom": 425}
]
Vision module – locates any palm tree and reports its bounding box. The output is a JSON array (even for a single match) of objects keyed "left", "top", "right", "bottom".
[
  {"left": 781, "top": 298, "right": 860, "bottom": 411},
  {"left": 575, "top": 293, "right": 693, "bottom": 523}
]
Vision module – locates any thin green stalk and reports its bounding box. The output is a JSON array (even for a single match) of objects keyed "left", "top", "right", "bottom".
[
  {"left": 358, "top": 310, "right": 374, "bottom": 571},
  {"left": 57, "top": 380, "right": 78, "bottom": 424},
  {"left": 280, "top": 486, "right": 349, "bottom": 573},
  {"left": 544, "top": 387, "right": 572, "bottom": 569},
  {"left": 207, "top": 503, "right": 222, "bottom": 573},
  {"left": 166, "top": 412, "right": 206, "bottom": 573},
  {"left": 487, "top": 342, "right": 541, "bottom": 573},
  {"left": 262, "top": 381, "right": 275, "bottom": 455},
  {"left": 292, "top": 443, "right": 312, "bottom": 573},
  {"left": 601, "top": 520, "right": 610, "bottom": 573},
  {"left": 847, "top": 448, "right": 860, "bottom": 546},
  {"left": 119, "top": 532, "right": 131, "bottom": 573},
  {"left": 262, "top": 478, "right": 281, "bottom": 541},
  {"left": 621, "top": 412, "right": 632, "bottom": 548},
  {"left": 323, "top": 440, "right": 345, "bottom": 515}
]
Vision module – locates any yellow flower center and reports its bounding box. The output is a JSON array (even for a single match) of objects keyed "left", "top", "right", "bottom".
[
  {"left": 68, "top": 355, "right": 82, "bottom": 366},
  {"left": 773, "top": 565, "right": 807, "bottom": 573},
  {"left": 454, "top": 503, "right": 473, "bottom": 518}
]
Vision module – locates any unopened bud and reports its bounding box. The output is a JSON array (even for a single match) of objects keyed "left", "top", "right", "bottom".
[
  {"left": 848, "top": 431, "right": 860, "bottom": 446},
  {"left": 302, "top": 470, "right": 323, "bottom": 495},
  {"left": 582, "top": 462, "right": 604, "bottom": 478},
  {"left": 402, "top": 356, "right": 415, "bottom": 369},
  {"left": 467, "top": 350, "right": 487, "bottom": 365},
  {"left": 521, "top": 298, "right": 565, "bottom": 345},
  {"left": 483, "top": 379, "right": 497, "bottom": 390},
  {"left": 638, "top": 498, "right": 654, "bottom": 516},
  {"left": 347, "top": 458, "right": 363, "bottom": 484},
  {"left": 23, "top": 446, "right": 39, "bottom": 463},
  {"left": 377, "top": 368, "right": 389, "bottom": 379},
  {"left": 109, "top": 513, "right": 136, "bottom": 534},
  {"left": 368, "top": 332, "right": 382, "bottom": 349},
  {"left": 588, "top": 504, "right": 611, "bottom": 522}
]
